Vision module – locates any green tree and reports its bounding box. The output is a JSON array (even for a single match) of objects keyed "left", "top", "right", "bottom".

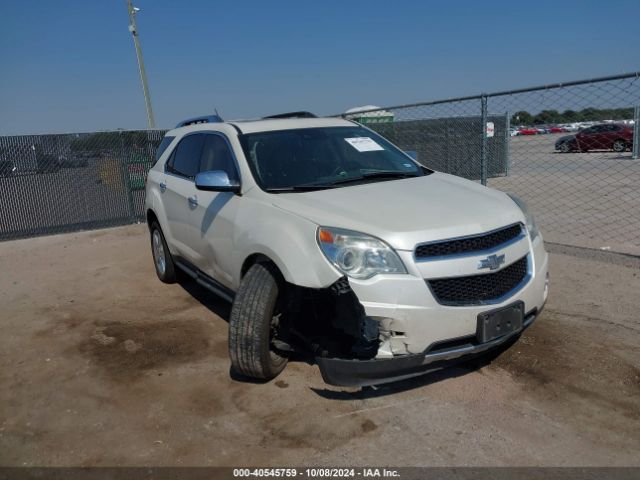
[
  {"left": 533, "top": 110, "right": 561, "bottom": 124},
  {"left": 511, "top": 111, "right": 533, "bottom": 125}
]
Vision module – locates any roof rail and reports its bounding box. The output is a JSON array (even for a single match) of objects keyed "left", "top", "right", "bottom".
[
  {"left": 175, "top": 114, "right": 224, "bottom": 128},
  {"left": 263, "top": 111, "right": 317, "bottom": 119}
]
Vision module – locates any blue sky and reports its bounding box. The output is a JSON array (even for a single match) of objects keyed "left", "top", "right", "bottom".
[{"left": 0, "top": 0, "right": 638, "bottom": 135}]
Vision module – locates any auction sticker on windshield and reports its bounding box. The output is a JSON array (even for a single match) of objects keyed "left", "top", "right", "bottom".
[{"left": 344, "top": 137, "right": 385, "bottom": 152}]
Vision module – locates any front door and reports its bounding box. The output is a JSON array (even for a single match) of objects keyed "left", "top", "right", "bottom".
[
  {"left": 162, "top": 133, "right": 204, "bottom": 263},
  {"left": 189, "top": 133, "right": 242, "bottom": 289}
]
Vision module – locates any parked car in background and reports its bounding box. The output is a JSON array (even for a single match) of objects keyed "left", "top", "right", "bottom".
[
  {"left": 548, "top": 126, "right": 566, "bottom": 134},
  {"left": 0, "top": 161, "right": 16, "bottom": 177},
  {"left": 555, "top": 123, "right": 634, "bottom": 153},
  {"left": 518, "top": 127, "right": 539, "bottom": 135},
  {"left": 36, "top": 153, "right": 61, "bottom": 174},
  {"left": 58, "top": 154, "right": 89, "bottom": 169}
]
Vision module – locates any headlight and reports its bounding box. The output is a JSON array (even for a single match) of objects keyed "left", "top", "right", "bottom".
[
  {"left": 508, "top": 194, "right": 540, "bottom": 240},
  {"left": 317, "top": 227, "right": 407, "bottom": 279}
]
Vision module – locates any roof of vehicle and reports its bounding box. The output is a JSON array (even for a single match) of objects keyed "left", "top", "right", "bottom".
[
  {"left": 231, "top": 117, "right": 356, "bottom": 133},
  {"left": 167, "top": 117, "right": 356, "bottom": 137}
]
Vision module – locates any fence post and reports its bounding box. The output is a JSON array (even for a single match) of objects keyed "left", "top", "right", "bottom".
[
  {"left": 505, "top": 111, "right": 511, "bottom": 176},
  {"left": 633, "top": 105, "right": 639, "bottom": 160},
  {"left": 480, "top": 94, "right": 488, "bottom": 185}
]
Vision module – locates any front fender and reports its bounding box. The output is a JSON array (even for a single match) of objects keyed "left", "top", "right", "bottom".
[{"left": 232, "top": 202, "right": 341, "bottom": 289}]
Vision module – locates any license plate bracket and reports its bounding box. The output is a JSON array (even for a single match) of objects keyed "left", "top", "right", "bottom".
[{"left": 476, "top": 301, "right": 524, "bottom": 343}]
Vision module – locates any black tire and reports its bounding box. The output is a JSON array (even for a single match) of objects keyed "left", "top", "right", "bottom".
[
  {"left": 229, "top": 263, "right": 288, "bottom": 380},
  {"left": 559, "top": 142, "right": 571, "bottom": 153},
  {"left": 150, "top": 221, "right": 178, "bottom": 284},
  {"left": 612, "top": 139, "right": 627, "bottom": 153}
]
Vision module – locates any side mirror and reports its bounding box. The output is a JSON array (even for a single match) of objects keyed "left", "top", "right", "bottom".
[{"left": 195, "top": 170, "right": 240, "bottom": 193}]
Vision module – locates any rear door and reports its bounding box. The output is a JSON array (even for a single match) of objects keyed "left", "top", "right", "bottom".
[
  {"left": 189, "top": 132, "right": 241, "bottom": 288},
  {"left": 161, "top": 133, "right": 204, "bottom": 263}
]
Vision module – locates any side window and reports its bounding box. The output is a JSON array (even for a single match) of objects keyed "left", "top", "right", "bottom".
[
  {"left": 168, "top": 134, "right": 204, "bottom": 179},
  {"left": 199, "top": 134, "right": 239, "bottom": 182}
]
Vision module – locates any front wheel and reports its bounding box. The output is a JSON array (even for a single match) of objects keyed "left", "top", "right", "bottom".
[
  {"left": 229, "top": 263, "right": 288, "bottom": 380},
  {"left": 612, "top": 139, "right": 627, "bottom": 153},
  {"left": 559, "top": 142, "right": 571, "bottom": 153}
]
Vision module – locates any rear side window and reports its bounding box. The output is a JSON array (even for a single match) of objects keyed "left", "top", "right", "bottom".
[
  {"left": 154, "top": 136, "right": 175, "bottom": 165},
  {"left": 199, "top": 134, "right": 239, "bottom": 182},
  {"left": 167, "top": 134, "right": 204, "bottom": 179}
]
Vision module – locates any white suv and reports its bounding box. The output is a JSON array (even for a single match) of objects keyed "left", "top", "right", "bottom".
[{"left": 145, "top": 112, "right": 549, "bottom": 387}]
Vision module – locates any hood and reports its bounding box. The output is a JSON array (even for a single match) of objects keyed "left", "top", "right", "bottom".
[{"left": 270, "top": 172, "right": 524, "bottom": 251}]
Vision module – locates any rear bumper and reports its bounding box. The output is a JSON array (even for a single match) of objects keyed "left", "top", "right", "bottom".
[{"left": 316, "top": 305, "right": 542, "bottom": 387}]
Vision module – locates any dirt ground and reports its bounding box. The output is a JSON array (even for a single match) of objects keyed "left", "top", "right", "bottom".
[{"left": 1, "top": 225, "right": 639, "bottom": 467}]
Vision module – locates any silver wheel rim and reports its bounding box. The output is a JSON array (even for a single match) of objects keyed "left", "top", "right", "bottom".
[
  {"left": 152, "top": 230, "right": 166, "bottom": 276},
  {"left": 613, "top": 141, "right": 624, "bottom": 152}
]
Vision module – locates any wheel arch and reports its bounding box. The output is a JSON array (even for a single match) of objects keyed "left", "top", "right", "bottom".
[
  {"left": 146, "top": 208, "right": 159, "bottom": 228},
  {"left": 241, "top": 253, "right": 286, "bottom": 283}
]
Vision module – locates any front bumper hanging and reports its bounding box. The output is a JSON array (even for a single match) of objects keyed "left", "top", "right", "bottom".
[{"left": 316, "top": 306, "right": 542, "bottom": 387}]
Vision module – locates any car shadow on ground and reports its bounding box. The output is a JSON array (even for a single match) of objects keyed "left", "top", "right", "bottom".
[
  {"left": 178, "top": 277, "right": 232, "bottom": 321},
  {"left": 177, "top": 278, "right": 314, "bottom": 384},
  {"left": 309, "top": 340, "right": 515, "bottom": 400},
  {"left": 176, "top": 276, "right": 515, "bottom": 396}
]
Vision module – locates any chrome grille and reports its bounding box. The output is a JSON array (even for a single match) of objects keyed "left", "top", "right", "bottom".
[
  {"left": 415, "top": 224, "right": 523, "bottom": 258},
  {"left": 427, "top": 256, "right": 528, "bottom": 306}
]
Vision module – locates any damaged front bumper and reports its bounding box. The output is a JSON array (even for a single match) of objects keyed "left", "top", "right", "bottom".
[{"left": 316, "top": 306, "right": 542, "bottom": 387}]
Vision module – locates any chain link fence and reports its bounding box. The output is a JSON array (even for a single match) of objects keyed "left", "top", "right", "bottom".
[
  {"left": 0, "top": 130, "right": 167, "bottom": 240},
  {"left": 1, "top": 72, "right": 639, "bottom": 254},
  {"left": 344, "top": 72, "right": 640, "bottom": 255}
]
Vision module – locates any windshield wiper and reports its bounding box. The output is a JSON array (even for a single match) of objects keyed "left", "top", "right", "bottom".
[
  {"left": 327, "top": 171, "right": 420, "bottom": 186},
  {"left": 264, "top": 184, "right": 337, "bottom": 193},
  {"left": 264, "top": 171, "right": 421, "bottom": 193}
]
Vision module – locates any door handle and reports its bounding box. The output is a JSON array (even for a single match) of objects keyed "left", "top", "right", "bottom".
[
  {"left": 188, "top": 196, "right": 198, "bottom": 207},
  {"left": 159, "top": 181, "right": 166, "bottom": 192}
]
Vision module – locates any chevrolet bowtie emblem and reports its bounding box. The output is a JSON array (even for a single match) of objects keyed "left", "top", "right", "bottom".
[{"left": 478, "top": 254, "right": 506, "bottom": 271}]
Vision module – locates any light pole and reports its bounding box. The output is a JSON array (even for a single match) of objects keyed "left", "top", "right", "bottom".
[{"left": 126, "top": 0, "right": 156, "bottom": 129}]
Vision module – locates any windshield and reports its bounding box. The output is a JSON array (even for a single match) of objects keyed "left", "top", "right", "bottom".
[{"left": 240, "top": 126, "right": 429, "bottom": 192}]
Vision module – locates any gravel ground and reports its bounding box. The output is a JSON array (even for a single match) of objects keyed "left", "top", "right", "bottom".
[{"left": 0, "top": 225, "right": 639, "bottom": 467}]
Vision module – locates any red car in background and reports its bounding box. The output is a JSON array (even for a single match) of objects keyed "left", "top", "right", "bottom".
[
  {"left": 518, "top": 127, "right": 539, "bottom": 135},
  {"left": 555, "top": 123, "right": 634, "bottom": 153}
]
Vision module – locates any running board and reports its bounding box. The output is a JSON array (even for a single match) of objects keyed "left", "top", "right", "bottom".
[{"left": 175, "top": 258, "right": 235, "bottom": 303}]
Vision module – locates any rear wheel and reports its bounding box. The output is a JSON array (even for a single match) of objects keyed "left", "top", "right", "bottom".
[
  {"left": 613, "top": 139, "right": 627, "bottom": 153},
  {"left": 150, "top": 221, "right": 178, "bottom": 283},
  {"left": 229, "top": 263, "right": 288, "bottom": 380}
]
